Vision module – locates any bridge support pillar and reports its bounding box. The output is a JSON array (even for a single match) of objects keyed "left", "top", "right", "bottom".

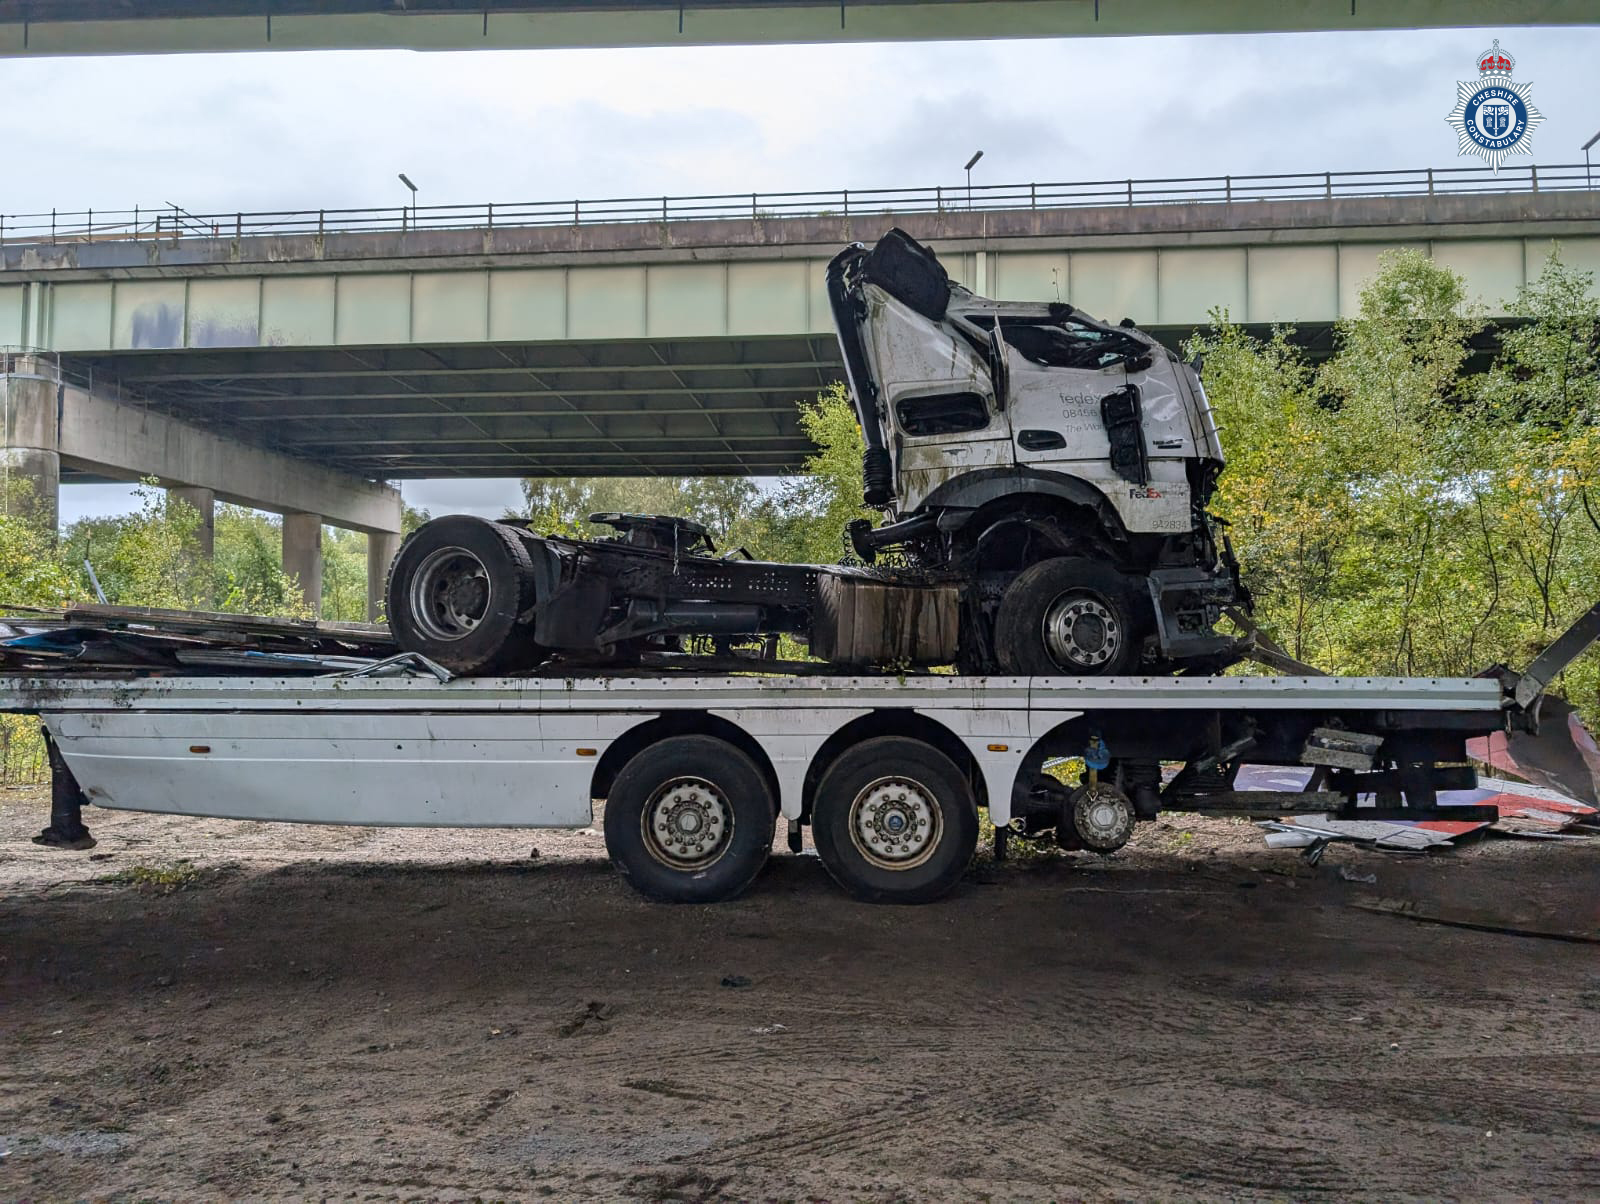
[
  {"left": 168, "top": 486, "right": 216, "bottom": 559},
  {"left": 367, "top": 530, "right": 401, "bottom": 623},
  {"left": 1, "top": 364, "right": 61, "bottom": 532},
  {"left": 283, "top": 512, "right": 324, "bottom": 617}
]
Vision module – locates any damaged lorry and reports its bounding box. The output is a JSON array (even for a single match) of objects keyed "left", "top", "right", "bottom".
[{"left": 385, "top": 229, "right": 1246, "bottom": 676}]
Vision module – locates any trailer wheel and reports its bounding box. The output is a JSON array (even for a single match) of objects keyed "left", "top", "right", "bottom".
[
  {"left": 812, "top": 736, "right": 978, "bottom": 904},
  {"left": 993, "top": 557, "right": 1145, "bottom": 676},
  {"left": 385, "top": 515, "right": 541, "bottom": 674},
  {"left": 603, "top": 735, "right": 775, "bottom": 904}
]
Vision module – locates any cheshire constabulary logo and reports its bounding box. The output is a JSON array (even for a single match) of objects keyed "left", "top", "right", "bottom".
[{"left": 1445, "top": 39, "right": 1543, "bottom": 173}]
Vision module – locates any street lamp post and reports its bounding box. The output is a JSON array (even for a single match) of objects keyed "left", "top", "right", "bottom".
[
  {"left": 398, "top": 172, "right": 418, "bottom": 230},
  {"left": 1584, "top": 130, "right": 1600, "bottom": 191},
  {"left": 964, "top": 150, "right": 983, "bottom": 210}
]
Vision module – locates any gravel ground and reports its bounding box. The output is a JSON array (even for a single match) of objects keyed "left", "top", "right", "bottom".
[{"left": 2, "top": 786, "right": 1597, "bottom": 1202}]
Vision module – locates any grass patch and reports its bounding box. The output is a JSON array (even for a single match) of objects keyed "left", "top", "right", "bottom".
[{"left": 98, "top": 860, "right": 225, "bottom": 894}]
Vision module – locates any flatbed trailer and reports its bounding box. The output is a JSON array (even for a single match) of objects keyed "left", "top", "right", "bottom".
[{"left": 0, "top": 664, "right": 1558, "bottom": 904}]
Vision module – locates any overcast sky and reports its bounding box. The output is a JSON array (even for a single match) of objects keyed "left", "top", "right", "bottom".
[{"left": 6, "top": 24, "right": 1595, "bottom": 526}]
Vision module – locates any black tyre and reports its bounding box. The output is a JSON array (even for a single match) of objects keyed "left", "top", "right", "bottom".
[
  {"left": 812, "top": 736, "right": 978, "bottom": 904},
  {"left": 993, "top": 557, "right": 1147, "bottom": 676},
  {"left": 603, "top": 735, "right": 776, "bottom": 904},
  {"left": 385, "top": 516, "right": 542, "bottom": 674}
]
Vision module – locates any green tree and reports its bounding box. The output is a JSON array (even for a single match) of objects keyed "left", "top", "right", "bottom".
[
  {"left": 513, "top": 475, "right": 771, "bottom": 547},
  {"left": 766, "top": 383, "right": 875, "bottom": 565},
  {"left": 61, "top": 485, "right": 309, "bottom": 617},
  {"left": 1, "top": 481, "right": 78, "bottom": 608},
  {"left": 320, "top": 526, "right": 369, "bottom": 622},
  {"left": 1194, "top": 249, "right": 1600, "bottom": 718}
]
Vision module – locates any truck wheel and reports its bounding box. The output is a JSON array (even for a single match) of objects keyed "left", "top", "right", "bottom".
[
  {"left": 385, "top": 516, "right": 540, "bottom": 674},
  {"left": 993, "top": 557, "right": 1145, "bottom": 676},
  {"left": 603, "top": 735, "right": 775, "bottom": 904},
  {"left": 812, "top": 736, "right": 978, "bottom": 904}
]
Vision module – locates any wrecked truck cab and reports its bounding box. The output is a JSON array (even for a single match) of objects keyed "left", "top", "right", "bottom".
[
  {"left": 827, "top": 228, "right": 1243, "bottom": 673},
  {"left": 386, "top": 230, "right": 1244, "bottom": 679}
]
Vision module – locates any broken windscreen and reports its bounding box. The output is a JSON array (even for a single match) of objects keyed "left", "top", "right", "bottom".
[{"left": 963, "top": 314, "right": 1148, "bottom": 371}]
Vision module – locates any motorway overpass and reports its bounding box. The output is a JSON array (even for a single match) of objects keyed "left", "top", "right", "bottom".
[
  {"left": 4, "top": 164, "right": 1598, "bottom": 608},
  {"left": 0, "top": 0, "right": 1593, "bottom": 57}
]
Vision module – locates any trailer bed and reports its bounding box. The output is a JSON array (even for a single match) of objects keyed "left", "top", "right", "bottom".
[{"left": 0, "top": 669, "right": 1500, "bottom": 823}]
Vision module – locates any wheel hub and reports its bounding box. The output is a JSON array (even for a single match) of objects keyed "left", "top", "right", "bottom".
[
  {"left": 408, "top": 547, "right": 492, "bottom": 642},
  {"left": 642, "top": 777, "right": 733, "bottom": 870},
  {"left": 1043, "top": 593, "right": 1120, "bottom": 670},
  {"left": 848, "top": 777, "right": 941, "bottom": 871},
  {"left": 1071, "top": 783, "right": 1136, "bottom": 853}
]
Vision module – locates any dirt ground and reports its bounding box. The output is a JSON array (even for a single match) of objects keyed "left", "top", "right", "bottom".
[{"left": 2, "top": 787, "right": 1597, "bottom": 1203}]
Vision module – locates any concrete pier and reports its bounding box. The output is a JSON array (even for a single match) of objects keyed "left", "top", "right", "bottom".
[
  {"left": 282, "top": 512, "right": 324, "bottom": 615},
  {"left": 0, "top": 366, "right": 60, "bottom": 530}
]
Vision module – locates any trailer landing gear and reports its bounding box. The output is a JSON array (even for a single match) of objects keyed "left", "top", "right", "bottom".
[{"left": 33, "top": 730, "right": 95, "bottom": 850}]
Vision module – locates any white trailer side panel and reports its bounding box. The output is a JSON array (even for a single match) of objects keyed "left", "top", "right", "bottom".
[
  {"left": 3, "top": 673, "right": 1507, "bottom": 829},
  {"left": 49, "top": 710, "right": 651, "bottom": 827}
]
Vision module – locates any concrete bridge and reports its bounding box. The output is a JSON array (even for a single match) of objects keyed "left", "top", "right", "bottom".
[
  {"left": 4, "top": 164, "right": 1599, "bottom": 613},
  {"left": 1, "top": 0, "right": 1591, "bottom": 57}
]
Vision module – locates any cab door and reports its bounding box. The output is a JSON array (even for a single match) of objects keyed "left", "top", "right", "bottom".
[{"left": 860, "top": 288, "right": 1011, "bottom": 513}]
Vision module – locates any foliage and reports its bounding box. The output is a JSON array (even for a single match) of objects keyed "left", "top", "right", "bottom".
[
  {"left": 1190, "top": 247, "right": 1600, "bottom": 719},
  {"left": 320, "top": 525, "right": 370, "bottom": 623},
  {"left": 766, "top": 383, "right": 877, "bottom": 565},
  {"left": 1, "top": 480, "right": 79, "bottom": 609},
  {"left": 61, "top": 484, "right": 310, "bottom": 617},
  {"left": 98, "top": 859, "right": 218, "bottom": 893},
  {"left": 513, "top": 473, "right": 771, "bottom": 551}
]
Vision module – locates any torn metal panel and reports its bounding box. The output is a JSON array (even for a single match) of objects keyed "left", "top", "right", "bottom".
[
  {"left": 1265, "top": 815, "right": 1491, "bottom": 850},
  {"left": 1467, "top": 696, "right": 1600, "bottom": 807},
  {"left": 0, "top": 603, "right": 395, "bottom": 675}
]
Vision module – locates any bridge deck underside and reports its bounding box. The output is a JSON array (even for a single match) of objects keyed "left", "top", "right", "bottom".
[
  {"left": 57, "top": 323, "right": 1352, "bottom": 481},
  {"left": 63, "top": 335, "right": 842, "bottom": 479}
]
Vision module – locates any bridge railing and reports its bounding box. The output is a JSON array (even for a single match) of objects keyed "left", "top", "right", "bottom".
[{"left": 1, "top": 162, "right": 1593, "bottom": 246}]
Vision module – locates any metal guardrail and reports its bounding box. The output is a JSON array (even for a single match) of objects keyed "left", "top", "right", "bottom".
[{"left": 1, "top": 163, "right": 1594, "bottom": 247}]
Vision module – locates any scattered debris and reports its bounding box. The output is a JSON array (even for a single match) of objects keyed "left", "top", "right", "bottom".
[
  {"left": 720, "top": 975, "right": 752, "bottom": 989},
  {"left": 1259, "top": 815, "right": 1486, "bottom": 852},
  {"left": 0, "top": 604, "right": 394, "bottom": 676},
  {"left": 1353, "top": 896, "right": 1600, "bottom": 944},
  {"left": 750, "top": 1023, "right": 788, "bottom": 1035},
  {"left": 1337, "top": 866, "right": 1378, "bottom": 884},
  {"left": 1470, "top": 776, "right": 1599, "bottom": 836},
  {"left": 1248, "top": 757, "right": 1598, "bottom": 854}
]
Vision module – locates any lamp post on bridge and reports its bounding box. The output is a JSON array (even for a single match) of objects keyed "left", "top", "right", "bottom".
[
  {"left": 1584, "top": 130, "right": 1600, "bottom": 191},
  {"left": 964, "top": 150, "right": 983, "bottom": 210},
  {"left": 398, "top": 173, "right": 418, "bottom": 230}
]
